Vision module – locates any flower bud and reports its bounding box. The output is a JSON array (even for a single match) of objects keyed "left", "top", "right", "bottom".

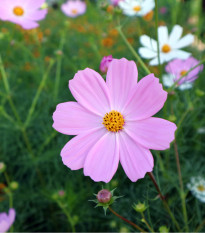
[
  {"left": 0, "top": 162, "right": 6, "bottom": 173},
  {"left": 159, "top": 225, "right": 169, "bottom": 233},
  {"left": 97, "top": 189, "right": 112, "bottom": 203},
  {"left": 133, "top": 202, "right": 147, "bottom": 213},
  {"left": 10, "top": 181, "right": 19, "bottom": 190},
  {"left": 99, "top": 55, "right": 113, "bottom": 73}
]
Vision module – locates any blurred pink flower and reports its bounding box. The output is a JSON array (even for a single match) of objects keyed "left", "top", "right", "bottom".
[
  {"left": 0, "top": 209, "right": 15, "bottom": 233},
  {"left": 159, "top": 6, "right": 167, "bottom": 14},
  {"left": 61, "top": 0, "right": 86, "bottom": 18},
  {"left": 110, "top": 0, "right": 123, "bottom": 6},
  {"left": 100, "top": 55, "right": 113, "bottom": 73},
  {"left": 53, "top": 58, "right": 176, "bottom": 183},
  {"left": 164, "top": 57, "right": 204, "bottom": 87},
  {"left": 0, "top": 0, "right": 47, "bottom": 30}
]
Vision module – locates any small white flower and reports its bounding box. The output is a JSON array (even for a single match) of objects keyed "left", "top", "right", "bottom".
[
  {"left": 139, "top": 25, "right": 194, "bottom": 66},
  {"left": 162, "top": 74, "right": 192, "bottom": 91},
  {"left": 119, "top": 0, "right": 155, "bottom": 17},
  {"left": 187, "top": 176, "right": 205, "bottom": 203}
]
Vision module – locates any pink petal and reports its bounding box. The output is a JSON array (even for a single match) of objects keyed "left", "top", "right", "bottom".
[
  {"left": 123, "top": 74, "right": 167, "bottom": 120},
  {"left": 69, "top": 68, "right": 111, "bottom": 116},
  {"left": 125, "top": 117, "right": 177, "bottom": 150},
  {"left": 8, "top": 209, "right": 15, "bottom": 226},
  {"left": 119, "top": 132, "right": 154, "bottom": 182},
  {"left": 84, "top": 132, "right": 119, "bottom": 183},
  {"left": 27, "top": 0, "right": 46, "bottom": 9},
  {"left": 26, "top": 9, "right": 47, "bottom": 21},
  {"left": 61, "top": 128, "right": 106, "bottom": 170},
  {"left": 106, "top": 58, "right": 138, "bottom": 111},
  {"left": 52, "top": 102, "right": 101, "bottom": 135}
]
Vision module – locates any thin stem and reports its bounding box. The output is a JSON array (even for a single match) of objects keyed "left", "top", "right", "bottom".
[
  {"left": 154, "top": 0, "right": 162, "bottom": 79},
  {"left": 173, "top": 140, "right": 189, "bottom": 231},
  {"left": 54, "top": 32, "right": 66, "bottom": 100},
  {"left": 148, "top": 172, "right": 181, "bottom": 231},
  {"left": 195, "top": 219, "right": 205, "bottom": 232},
  {"left": 116, "top": 26, "right": 151, "bottom": 75},
  {"left": 141, "top": 212, "right": 154, "bottom": 232},
  {"left": 108, "top": 207, "right": 147, "bottom": 232},
  {"left": 25, "top": 59, "right": 55, "bottom": 128},
  {"left": 167, "top": 59, "right": 205, "bottom": 92}
]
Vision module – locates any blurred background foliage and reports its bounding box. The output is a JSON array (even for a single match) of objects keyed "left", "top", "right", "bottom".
[{"left": 0, "top": 0, "right": 205, "bottom": 231}]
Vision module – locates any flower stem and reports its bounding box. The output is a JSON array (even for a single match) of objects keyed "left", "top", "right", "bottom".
[
  {"left": 108, "top": 206, "right": 147, "bottom": 232},
  {"left": 154, "top": 0, "right": 162, "bottom": 79},
  {"left": 116, "top": 26, "right": 151, "bottom": 75},
  {"left": 141, "top": 212, "right": 155, "bottom": 232},
  {"left": 173, "top": 140, "right": 189, "bottom": 232},
  {"left": 148, "top": 172, "right": 181, "bottom": 231}
]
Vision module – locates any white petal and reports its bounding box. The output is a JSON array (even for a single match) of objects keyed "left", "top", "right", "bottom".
[
  {"left": 138, "top": 47, "right": 157, "bottom": 59},
  {"left": 168, "top": 25, "right": 183, "bottom": 46},
  {"left": 158, "top": 26, "right": 169, "bottom": 45},
  {"left": 162, "top": 74, "right": 175, "bottom": 87},
  {"left": 140, "top": 35, "right": 157, "bottom": 50},
  {"left": 173, "top": 34, "right": 194, "bottom": 49}
]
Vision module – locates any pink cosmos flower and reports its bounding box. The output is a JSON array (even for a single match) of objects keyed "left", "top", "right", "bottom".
[
  {"left": 100, "top": 55, "right": 113, "bottom": 73},
  {"left": 61, "top": 0, "right": 86, "bottom": 18},
  {"left": 0, "top": 209, "right": 15, "bottom": 233},
  {"left": 0, "top": 0, "right": 47, "bottom": 30},
  {"left": 52, "top": 58, "right": 176, "bottom": 183}
]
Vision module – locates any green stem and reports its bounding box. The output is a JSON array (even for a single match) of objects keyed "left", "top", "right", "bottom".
[
  {"left": 141, "top": 212, "right": 155, "bottom": 232},
  {"left": 54, "top": 32, "right": 66, "bottom": 100},
  {"left": 57, "top": 200, "right": 76, "bottom": 232},
  {"left": 108, "top": 207, "right": 147, "bottom": 232},
  {"left": 167, "top": 59, "right": 205, "bottom": 92},
  {"left": 195, "top": 219, "right": 205, "bottom": 232},
  {"left": 173, "top": 140, "right": 189, "bottom": 232},
  {"left": 154, "top": 0, "right": 162, "bottom": 79},
  {"left": 24, "top": 59, "right": 55, "bottom": 128},
  {"left": 116, "top": 26, "right": 151, "bottom": 75},
  {"left": 148, "top": 172, "right": 181, "bottom": 231}
]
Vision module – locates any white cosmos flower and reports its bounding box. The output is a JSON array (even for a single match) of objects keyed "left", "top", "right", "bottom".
[
  {"left": 187, "top": 176, "right": 205, "bottom": 203},
  {"left": 139, "top": 25, "right": 194, "bottom": 66},
  {"left": 162, "top": 74, "right": 192, "bottom": 91},
  {"left": 119, "top": 0, "right": 155, "bottom": 17}
]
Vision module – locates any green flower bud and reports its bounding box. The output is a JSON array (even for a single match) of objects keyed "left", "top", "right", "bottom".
[
  {"left": 159, "top": 225, "right": 169, "bottom": 233},
  {"left": 168, "top": 115, "right": 176, "bottom": 122},
  {"left": 133, "top": 202, "right": 147, "bottom": 213},
  {"left": 0, "top": 162, "right": 6, "bottom": 173},
  {"left": 10, "top": 181, "right": 19, "bottom": 190},
  {"left": 195, "top": 89, "right": 205, "bottom": 97}
]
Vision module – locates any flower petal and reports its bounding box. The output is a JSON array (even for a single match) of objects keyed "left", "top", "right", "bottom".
[
  {"left": 52, "top": 102, "right": 102, "bottom": 135},
  {"left": 139, "top": 47, "right": 157, "bottom": 59},
  {"left": 125, "top": 117, "right": 177, "bottom": 150},
  {"left": 84, "top": 132, "right": 119, "bottom": 183},
  {"left": 173, "top": 34, "right": 194, "bottom": 49},
  {"left": 8, "top": 209, "right": 15, "bottom": 225},
  {"left": 123, "top": 74, "right": 167, "bottom": 120},
  {"left": 119, "top": 132, "right": 153, "bottom": 182},
  {"left": 69, "top": 68, "right": 111, "bottom": 116},
  {"left": 158, "top": 26, "right": 169, "bottom": 45},
  {"left": 61, "top": 128, "right": 106, "bottom": 170},
  {"left": 140, "top": 35, "right": 157, "bottom": 50},
  {"left": 168, "top": 25, "right": 183, "bottom": 45},
  {"left": 106, "top": 58, "right": 138, "bottom": 111}
]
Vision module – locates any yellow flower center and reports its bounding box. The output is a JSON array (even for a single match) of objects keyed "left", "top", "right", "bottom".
[
  {"left": 133, "top": 6, "right": 141, "bottom": 12},
  {"left": 197, "top": 185, "right": 205, "bottom": 192},
  {"left": 71, "top": 9, "right": 78, "bottom": 14},
  {"left": 13, "top": 6, "right": 24, "bottom": 16},
  {"left": 103, "top": 110, "right": 125, "bottom": 132},
  {"left": 180, "top": 70, "right": 187, "bottom": 76},
  {"left": 161, "top": 44, "right": 171, "bottom": 53}
]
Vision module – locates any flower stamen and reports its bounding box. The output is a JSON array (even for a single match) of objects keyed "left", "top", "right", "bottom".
[
  {"left": 13, "top": 6, "right": 24, "bottom": 16},
  {"left": 133, "top": 6, "right": 141, "bottom": 12},
  {"left": 103, "top": 110, "right": 125, "bottom": 132},
  {"left": 180, "top": 70, "right": 187, "bottom": 76},
  {"left": 162, "top": 44, "right": 171, "bottom": 53},
  {"left": 197, "top": 185, "right": 205, "bottom": 192},
  {"left": 71, "top": 9, "right": 78, "bottom": 14}
]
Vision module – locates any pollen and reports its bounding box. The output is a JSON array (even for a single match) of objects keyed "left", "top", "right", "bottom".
[
  {"left": 197, "top": 185, "right": 205, "bottom": 192},
  {"left": 71, "top": 9, "right": 78, "bottom": 14},
  {"left": 133, "top": 5, "right": 141, "bottom": 12},
  {"left": 103, "top": 110, "right": 125, "bottom": 132},
  {"left": 162, "top": 44, "right": 171, "bottom": 53},
  {"left": 13, "top": 6, "right": 24, "bottom": 16},
  {"left": 180, "top": 70, "right": 187, "bottom": 76}
]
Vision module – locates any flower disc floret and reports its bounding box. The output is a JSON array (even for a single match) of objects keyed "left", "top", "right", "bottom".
[
  {"left": 13, "top": 6, "right": 24, "bottom": 16},
  {"left": 162, "top": 44, "right": 171, "bottom": 53},
  {"left": 180, "top": 70, "right": 187, "bottom": 76},
  {"left": 103, "top": 110, "right": 125, "bottom": 132},
  {"left": 133, "top": 6, "right": 141, "bottom": 11}
]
